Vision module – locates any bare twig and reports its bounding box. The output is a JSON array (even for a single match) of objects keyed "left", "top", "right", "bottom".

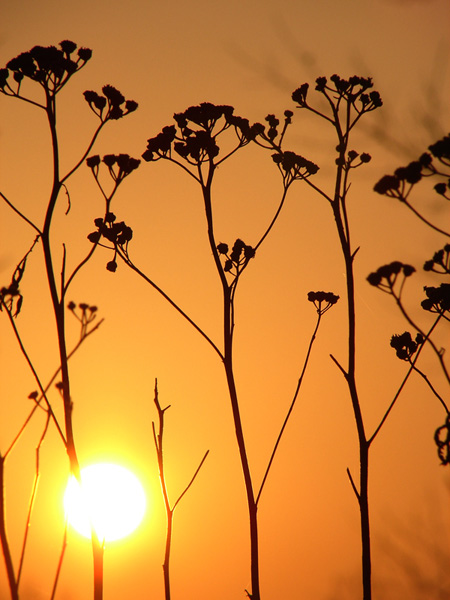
[{"left": 152, "top": 379, "right": 209, "bottom": 600}]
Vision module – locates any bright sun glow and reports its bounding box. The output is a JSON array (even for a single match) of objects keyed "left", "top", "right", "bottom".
[{"left": 64, "top": 463, "right": 146, "bottom": 542}]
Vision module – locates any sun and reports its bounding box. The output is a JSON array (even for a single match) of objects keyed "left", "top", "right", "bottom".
[{"left": 64, "top": 463, "right": 146, "bottom": 542}]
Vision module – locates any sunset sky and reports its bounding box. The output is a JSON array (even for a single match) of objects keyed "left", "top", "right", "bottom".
[{"left": 1, "top": 0, "right": 449, "bottom": 599}]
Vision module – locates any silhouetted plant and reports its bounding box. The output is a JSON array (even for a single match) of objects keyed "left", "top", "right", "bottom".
[
  {"left": 0, "top": 40, "right": 136, "bottom": 600},
  {"left": 253, "top": 74, "right": 382, "bottom": 600},
  {"left": 373, "top": 133, "right": 450, "bottom": 237},
  {"left": 372, "top": 134, "right": 450, "bottom": 469},
  {"left": 280, "top": 77, "right": 446, "bottom": 600},
  {"left": 88, "top": 101, "right": 337, "bottom": 600},
  {"left": 152, "top": 380, "right": 209, "bottom": 600},
  {"left": 3, "top": 39, "right": 448, "bottom": 600}
]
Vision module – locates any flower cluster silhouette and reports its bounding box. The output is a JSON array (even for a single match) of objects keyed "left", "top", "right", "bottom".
[{"left": 0, "top": 40, "right": 92, "bottom": 96}]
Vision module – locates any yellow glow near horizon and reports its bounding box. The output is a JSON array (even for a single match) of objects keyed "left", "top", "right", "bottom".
[{"left": 64, "top": 463, "right": 146, "bottom": 542}]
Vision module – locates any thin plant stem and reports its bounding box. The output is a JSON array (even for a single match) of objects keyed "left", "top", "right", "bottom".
[
  {"left": 391, "top": 291, "right": 450, "bottom": 386},
  {"left": 0, "top": 191, "right": 42, "bottom": 235},
  {"left": 297, "top": 86, "right": 377, "bottom": 600},
  {"left": 152, "top": 379, "right": 209, "bottom": 600},
  {"left": 369, "top": 315, "right": 445, "bottom": 446},
  {"left": 411, "top": 364, "right": 449, "bottom": 413},
  {"left": 116, "top": 251, "right": 223, "bottom": 361},
  {"left": 4, "top": 315, "right": 103, "bottom": 458},
  {"left": 256, "top": 311, "right": 322, "bottom": 505},
  {"left": 2, "top": 301, "right": 66, "bottom": 447},
  {"left": 50, "top": 522, "right": 68, "bottom": 600},
  {"left": 200, "top": 170, "right": 261, "bottom": 600},
  {"left": 402, "top": 198, "right": 450, "bottom": 238},
  {"left": 0, "top": 456, "right": 19, "bottom": 600},
  {"left": 17, "top": 411, "right": 51, "bottom": 584},
  {"left": 254, "top": 186, "right": 289, "bottom": 252}
]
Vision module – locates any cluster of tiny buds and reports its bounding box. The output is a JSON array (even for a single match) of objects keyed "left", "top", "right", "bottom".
[
  {"left": 423, "top": 244, "right": 450, "bottom": 274},
  {"left": 367, "top": 262, "right": 415, "bottom": 290},
  {"left": 0, "top": 40, "right": 92, "bottom": 95},
  {"left": 86, "top": 153, "right": 140, "bottom": 181},
  {"left": 421, "top": 284, "right": 450, "bottom": 314},
  {"left": 272, "top": 151, "right": 319, "bottom": 178},
  {"left": 307, "top": 291, "right": 339, "bottom": 314},
  {"left": 83, "top": 85, "right": 138, "bottom": 122},
  {"left": 390, "top": 331, "right": 424, "bottom": 360},
  {"left": 374, "top": 133, "right": 450, "bottom": 198},
  {"left": 217, "top": 239, "right": 255, "bottom": 274},
  {"left": 67, "top": 301, "right": 98, "bottom": 316},
  {"left": 338, "top": 149, "right": 371, "bottom": 168},
  {"left": 292, "top": 75, "right": 382, "bottom": 111}
]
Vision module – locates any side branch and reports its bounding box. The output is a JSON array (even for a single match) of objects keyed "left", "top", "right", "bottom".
[
  {"left": 256, "top": 313, "right": 322, "bottom": 505},
  {"left": 347, "top": 467, "right": 360, "bottom": 501},
  {"left": 119, "top": 253, "right": 224, "bottom": 361},
  {"left": 330, "top": 354, "right": 348, "bottom": 380}
]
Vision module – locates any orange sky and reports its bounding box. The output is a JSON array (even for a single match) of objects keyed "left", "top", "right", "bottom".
[{"left": 1, "top": 1, "right": 450, "bottom": 599}]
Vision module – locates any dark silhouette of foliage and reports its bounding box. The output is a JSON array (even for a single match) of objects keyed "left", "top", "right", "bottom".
[
  {"left": 1, "top": 39, "right": 448, "bottom": 600},
  {"left": 0, "top": 40, "right": 137, "bottom": 600},
  {"left": 372, "top": 132, "right": 450, "bottom": 468}
]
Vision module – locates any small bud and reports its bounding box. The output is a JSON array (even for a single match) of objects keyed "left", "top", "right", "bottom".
[{"left": 106, "top": 260, "right": 117, "bottom": 272}]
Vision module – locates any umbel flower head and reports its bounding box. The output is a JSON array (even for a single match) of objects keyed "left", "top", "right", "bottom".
[
  {"left": 217, "top": 239, "right": 255, "bottom": 275},
  {"left": 373, "top": 161, "right": 423, "bottom": 198},
  {"left": 87, "top": 212, "right": 133, "bottom": 272},
  {"left": 83, "top": 86, "right": 138, "bottom": 122},
  {"left": 367, "top": 261, "right": 415, "bottom": 292},
  {"left": 421, "top": 284, "right": 450, "bottom": 314},
  {"left": 307, "top": 291, "right": 339, "bottom": 315},
  {"left": 374, "top": 133, "right": 450, "bottom": 200},
  {"left": 292, "top": 75, "right": 382, "bottom": 113},
  {"left": 271, "top": 151, "right": 319, "bottom": 187},
  {"left": 0, "top": 40, "right": 92, "bottom": 96},
  {"left": 86, "top": 153, "right": 140, "bottom": 182},
  {"left": 390, "top": 331, "right": 424, "bottom": 360},
  {"left": 429, "top": 134, "right": 450, "bottom": 163},
  {"left": 142, "top": 102, "right": 259, "bottom": 164},
  {"left": 423, "top": 244, "right": 450, "bottom": 274}
]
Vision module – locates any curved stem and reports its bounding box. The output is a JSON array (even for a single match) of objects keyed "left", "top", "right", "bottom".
[
  {"left": 403, "top": 198, "right": 450, "bottom": 237},
  {"left": 42, "top": 95, "right": 79, "bottom": 475},
  {"left": 60, "top": 121, "right": 106, "bottom": 185},
  {"left": 254, "top": 186, "right": 288, "bottom": 252}
]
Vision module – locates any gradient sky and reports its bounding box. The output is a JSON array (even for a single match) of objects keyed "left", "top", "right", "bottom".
[{"left": 1, "top": 1, "right": 449, "bottom": 599}]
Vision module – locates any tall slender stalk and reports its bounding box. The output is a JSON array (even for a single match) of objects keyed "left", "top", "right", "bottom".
[
  {"left": 332, "top": 193, "right": 372, "bottom": 599},
  {"left": 152, "top": 380, "right": 209, "bottom": 600},
  {"left": 289, "top": 76, "right": 384, "bottom": 599},
  {"left": 1, "top": 41, "right": 138, "bottom": 599},
  {"left": 0, "top": 457, "right": 19, "bottom": 600}
]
